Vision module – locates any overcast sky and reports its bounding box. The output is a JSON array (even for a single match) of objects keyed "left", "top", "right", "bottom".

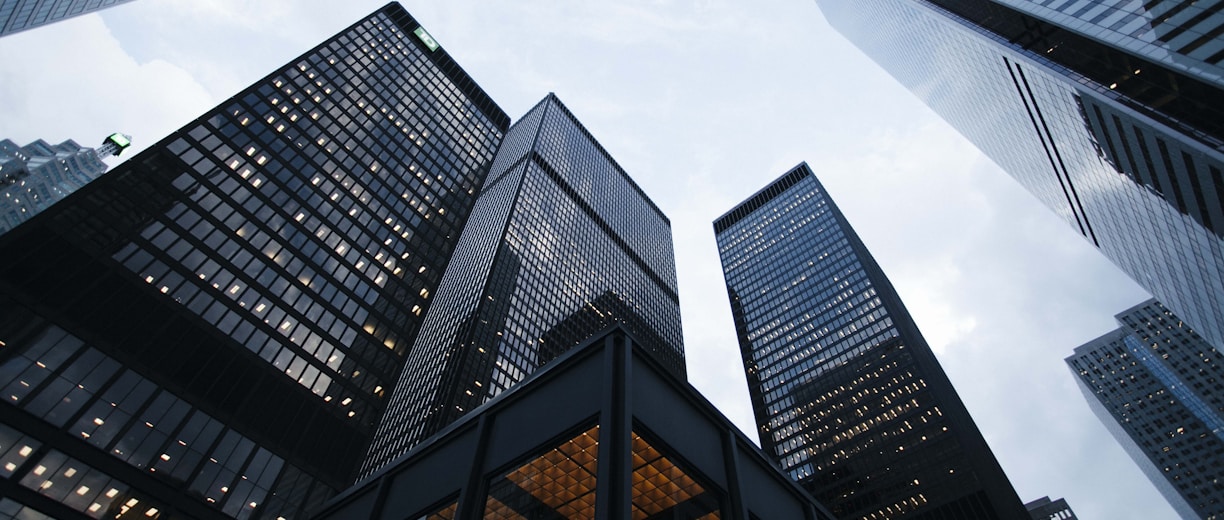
[{"left": 0, "top": 0, "right": 1173, "bottom": 517}]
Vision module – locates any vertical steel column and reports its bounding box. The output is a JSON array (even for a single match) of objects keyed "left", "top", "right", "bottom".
[
  {"left": 367, "top": 470, "right": 394, "bottom": 520},
  {"left": 456, "top": 415, "right": 493, "bottom": 520},
  {"left": 594, "top": 333, "right": 631, "bottom": 520},
  {"left": 721, "top": 430, "right": 749, "bottom": 520}
]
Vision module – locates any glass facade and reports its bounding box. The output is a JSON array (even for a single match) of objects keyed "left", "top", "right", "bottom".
[
  {"left": 715, "top": 164, "right": 1026, "bottom": 520},
  {"left": 0, "top": 4, "right": 508, "bottom": 518},
  {"left": 815, "top": 0, "right": 1224, "bottom": 352},
  {"left": 320, "top": 327, "right": 831, "bottom": 520},
  {"left": 0, "top": 137, "right": 111, "bottom": 235},
  {"left": 363, "top": 94, "right": 684, "bottom": 478},
  {"left": 993, "top": 0, "right": 1224, "bottom": 86},
  {"left": 1067, "top": 299, "right": 1224, "bottom": 519},
  {"left": 0, "top": 0, "right": 133, "bottom": 37}
]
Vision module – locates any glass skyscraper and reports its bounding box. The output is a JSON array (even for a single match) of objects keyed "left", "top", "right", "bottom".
[
  {"left": 814, "top": 0, "right": 1224, "bottom": 351},
  {"left": 1024, "top": 496, "right": 1077, "bottom": 520},
  {"left": 992, "top": 0, "right": 1224, "bottom": 86},
  {"left": 362, "top": 94, "right": 685, "bottom": 478},
  {"left": 0, "top": 0, "right": 133, "bottom": 37},
  {"left": 0, "top": 4, "right": 507, "bottom": 519},
  {"left": 715, "top": 163, "right": 1026, "bottom": 520},
  {"left": 1067, "top": 299, "right": 1224, "bottom": 519},
  {"left": 1, "top": 134, "right": 129, "bottom": 235}
]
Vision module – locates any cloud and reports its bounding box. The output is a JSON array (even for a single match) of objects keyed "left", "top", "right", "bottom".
[{"left": 0, "top": 13, "right": 213, "bottom": 158}]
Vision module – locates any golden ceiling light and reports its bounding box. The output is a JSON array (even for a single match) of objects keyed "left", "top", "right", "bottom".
[
  {"left": 497, "top": 426, "right": 600, "bottom": 519},
  {"left": 425, "top": 502, "right": 457, "bottom": 520}
]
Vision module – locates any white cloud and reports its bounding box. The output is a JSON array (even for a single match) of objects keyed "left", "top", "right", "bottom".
[{"left": 0, "top": 13, "right": 213, "bottom": 158}]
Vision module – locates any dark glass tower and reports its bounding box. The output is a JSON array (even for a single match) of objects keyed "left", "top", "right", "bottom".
[
  {"left": 324, "top": 326, "right": 836, "bottom": 520},
  {"left": 1024, "top": 496, "right": 1077, "bottom": 520},
  {"left": 814, "top": 0, "right": 1224, "bottom": 351},
  {"left": 0, "top": 4, "right": 507, "bottom": 519},
  {"left": 0, "top": 0, "right": 134, "bottom": 37},
  {"left": 1067, "top": 299, "right": 1224, "bottom": 519},
  {"left": 362, "top": 94, "right": 684, "bottom": 478},
  {"left": 715, "top": 164, "right": 1026, "bottom": 520}
]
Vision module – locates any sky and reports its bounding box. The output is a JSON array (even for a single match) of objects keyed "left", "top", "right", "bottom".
[{"left": 0, "top": 0, "right": 1175, "bottom": 517}]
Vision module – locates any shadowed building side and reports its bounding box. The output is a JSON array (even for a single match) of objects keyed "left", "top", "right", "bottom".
[
  {"left": 715, "top": 163, "right": 1027, "bottom": 520},
  {"left": 0, "top": 3, "right": 508, "bottom": 518},
  {"left": 363, "top": 94, "right": 684, "bottom": 479},
  {"left": 320, "top": 326, "right": 838, "bottom": 520},
  {"left": 1067, "top": 299, "right": 1224, "bottom": 519}
]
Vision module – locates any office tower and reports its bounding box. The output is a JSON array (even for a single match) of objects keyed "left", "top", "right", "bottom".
[
  {"left": 715, "top": 163, "right": 1026, "bottom": 520},
  {"left": 323, "top": 326, "right": 837, "bottom": 520},
  {"left": 1067, "top": 299, "right": 1224, "bottom": 519},
  {"left": 815, "top": 0, "right": 1224, "bottom": 351},
  {"left": 0, "top": 133, "right": 130, "bottom": 234},
  {"left": 0, "top": 3, "right": 507, "bottom": 519},
  {"left": 1023, "top": 496, "right": 1077, "bottom": 520},
  {"left": 0, "top": 0, "right": 134, "bottom": 37},
  {"left": 363, "top": 94, "right": 685, "bottom": 478}
]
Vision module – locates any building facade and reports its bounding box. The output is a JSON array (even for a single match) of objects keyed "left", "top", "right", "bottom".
[
  {"left": 0, "top": 133, "right": 129, "bottom": 235},
  {"left": 0, "top": 0, "right": 133, "bottom": 37},
  {"left": 0, "top": 4, "right": 508, "bottom": 519},
  {"left": 323, "top": 326, "right": 836, "bottom": 520},
  {"left": 993, "top": 0, "right": 1224, "bottom": 86},
  {"left": 1067, "top": 299, "right": 1224, "bottom": 519},
  {"left": 1023, "top": 496, "right": 1077, "bottom": 520},
  {"left": 715, "top": 163, "right": 1026, "bottom": 520},
  {"left": 814, "top": 0, "right": 1224, "bottom": 351},
  {"left": 362, "top": 94, "right": 685, "bottom": 478}
]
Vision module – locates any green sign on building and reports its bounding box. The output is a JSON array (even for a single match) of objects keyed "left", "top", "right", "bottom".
[{"left": 413, "top": 27, "right": 439, "bottom": 52}]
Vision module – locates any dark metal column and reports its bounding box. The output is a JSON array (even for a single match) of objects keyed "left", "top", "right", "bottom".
[
  {"left": 456, "top": 414, "right": 494, "bottom": 520},
  {"left": 594, "top": 332, "right": 631, "bottom": 520},
  {"left": 721, "top": 430, "right": 749, "bottom": 520}
]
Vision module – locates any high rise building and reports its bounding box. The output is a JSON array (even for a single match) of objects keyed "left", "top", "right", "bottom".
[
  {"left": 0, "top": 0, "right": 134, "bottom": 37},
  {"left": 0, "top": 3, "right": 508, "bottom": 519},
  {"left": 715, "top": 163, "right": 1027, "bottom": 520},
  {"left": 324, "top": 326, "right": 837, "bottom": 520},
  {"left": 1067, "top": 299, "right": 1224, "bottom": 519},
  {"left": 1023, "top": 496, "right": 1077, "bottom": 520},
  {"left": 362, "top": 94, "right": 685, "bottom": 478},
  {"left": 814, "top": 0, "right": 1224, "bottom": 351},
  {"left": 0, "top": 133, "right": 130, "bottom": 234}
]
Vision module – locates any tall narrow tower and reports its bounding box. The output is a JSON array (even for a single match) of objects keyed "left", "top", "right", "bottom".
[
  {"left": 814, "top": 0, "right": 1224, "bottom": 351},
  {"left": 0, "top": 4, "right": 507, "bottom": 518},
  {"left": 715, "top": 163, "right": 1026, "bottom": 520},
  {"left": 362, "top": 94, "right": 685, "bottom": 478},
  {"left": 1067, "top": 299, "right": 1224, "bottom": 519}
]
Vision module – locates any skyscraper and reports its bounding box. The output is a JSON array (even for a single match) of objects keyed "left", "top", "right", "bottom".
[
  {"left": 1024, "top": 496, "right": 1077, "bottom": 520},
  {"left": 0, "top": 3, "right": 507, "bottom": 518},
  {"left": 363, "top": 94, "right": 685, "bottom": 478},
  {"left": 715, "top": 163, "right": 1026, "bottom": 520},
  {"left": 0, "top": 133, "right": 130, "bottom": 234},
  {"left": 324, "top": 326, "right": 836, "bottom": 520},
  {"left": 0, "top": 0, "right": 134, "bottom": 37},
  {"left": 1067, "top": 299, "right": 1224, "bottom": 519},
  {"left": 814, "top": 0, "right": 1224, "bottom": 351}
]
